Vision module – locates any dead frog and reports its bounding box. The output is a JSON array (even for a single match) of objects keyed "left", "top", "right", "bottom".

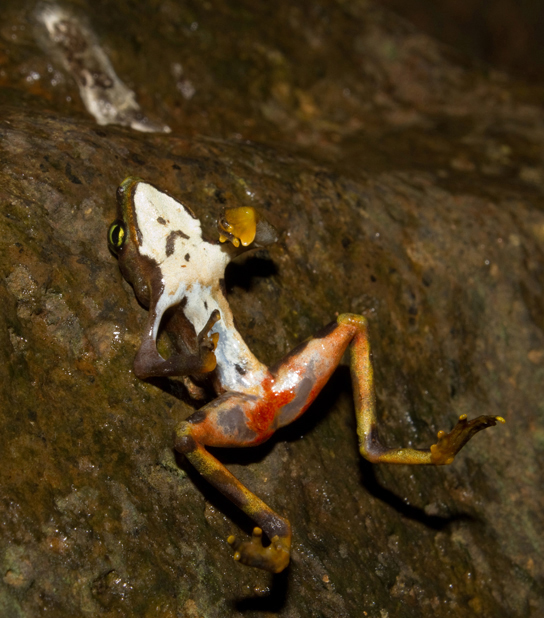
[{"left": 108, "top": 177, "right": 504, "bottom": 574}]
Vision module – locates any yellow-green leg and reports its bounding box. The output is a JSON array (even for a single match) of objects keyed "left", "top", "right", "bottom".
[
  {"left": 338, "top": 313, "right": 505, "bottom": 465},
  {"left": 175, "top": 423, "right": 291, "bottom": 573}
]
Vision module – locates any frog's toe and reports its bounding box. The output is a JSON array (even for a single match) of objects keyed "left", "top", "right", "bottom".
[
  {"left": 227, "top": 527, "right": 290, "bottom": 573},
  {"left": 218, "top": 207, "right": 257, "bottom": 247},
  {"left": 198, "top": 346, "right": 217, "bottom": 373},
  {"left": 430, "top": 414, "right": 505, "bottom": 464},
  {"left": 195, "top": 310, "right": 221, "bottom": 372},
  {"left": 198, "top": 309, "right": 221, "bottom": 342}
]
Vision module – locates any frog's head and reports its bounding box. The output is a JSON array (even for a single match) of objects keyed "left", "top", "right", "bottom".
[
  {"left": 108, "top": 176, "right": 221, "bottom": 377},
  {"left": 108, "top": 177, "right": 278, "bottom": 379}
]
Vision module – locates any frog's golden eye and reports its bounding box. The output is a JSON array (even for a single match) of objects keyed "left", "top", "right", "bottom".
[{"left": 108, "top": 220, "right": 126, "bottom": 254}]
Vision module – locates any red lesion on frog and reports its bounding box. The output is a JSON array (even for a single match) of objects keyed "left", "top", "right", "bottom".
[{"left": 109, "top": 177, "right": 504, "bottom": 574}]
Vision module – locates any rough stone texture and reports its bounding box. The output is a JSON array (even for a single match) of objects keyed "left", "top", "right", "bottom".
[{"left": 1, "top": 1, "right": 543, "bottom": 617}]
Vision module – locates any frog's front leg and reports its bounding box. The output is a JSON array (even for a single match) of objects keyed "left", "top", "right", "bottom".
[
  {"left": 174, "top": 392, "right": 291, "bottom": 573},
  {"left": 134, "top": 305, "right": 220, "bottom": 379}
]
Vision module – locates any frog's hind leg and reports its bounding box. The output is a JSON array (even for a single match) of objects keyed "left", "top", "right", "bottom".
[
  {"left": 174, "top": 396, "right": 291, "bottom": 573},
  {"left": 339, "top": 313, "right": 505, "bottom": 464}
]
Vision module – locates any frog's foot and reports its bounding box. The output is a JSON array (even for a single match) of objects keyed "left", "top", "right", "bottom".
[
  {"left": 218, "top": 207, "right": 257, "bottom": 247},
  {"left": 227, "top": 527, "right": 290, "bottom": 573},
  {"left": 430, "top": 414, "right": 505, "bottom": 465},
  {"left": 196, "top": 309, "right": 221, "bottom": 373}
]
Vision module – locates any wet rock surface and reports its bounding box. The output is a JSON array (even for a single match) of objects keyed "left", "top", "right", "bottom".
[{"left": 1, "top": 1, "right": 543, "bottom": 616}]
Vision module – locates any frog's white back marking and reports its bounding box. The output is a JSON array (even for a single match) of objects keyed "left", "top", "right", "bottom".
[
  {"left": 133, "top": 182, "right": 267, "bottom": 393},
  {"left": 134, "top": 182, "right": 204, "bottom": 266}
]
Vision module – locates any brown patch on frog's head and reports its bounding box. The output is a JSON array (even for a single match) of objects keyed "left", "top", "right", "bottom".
[
  {"left": 117, "top": 240, "right": 163, "bottom": 309},
  {"left": 108, "top": 176, "right": 165, "bottom": 309}
]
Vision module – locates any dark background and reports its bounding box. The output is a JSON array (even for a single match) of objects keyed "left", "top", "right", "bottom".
[{"left": 378, "top": 0, "right": 544, "bottom": 81}]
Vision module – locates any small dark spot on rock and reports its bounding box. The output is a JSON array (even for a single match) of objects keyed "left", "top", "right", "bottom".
[
  {"left": 342, "top": 237, "right": 352, "bottom": 248},
  {"left": 157, "top": 217, "right": 166, "bottom": 225},
  {"left": 214, "top": 189, "right": 227, "bottom": 204},
  {"left": 91, "top": 569, "right": 127, "bottom": 609},
  {"left": 94, "top": 129, "right": 107, "bottom": 137},
  {"left": 130, "top": 153, "right": 145, "bottom": 166},
  {"left": 370, "top": 275, "right": 377, "bottom": 282},
  {"left": 172, "top": 163, "right": 181, "bottom": 170},
  {"left": 28, "top": 410, "right": 37, "bottom": 422},
  {"left": 65, "top": 162, "right": 82, "bottom": 185},
  {"left": 185, "top": 253, "right": 190, "bottom": 262}
]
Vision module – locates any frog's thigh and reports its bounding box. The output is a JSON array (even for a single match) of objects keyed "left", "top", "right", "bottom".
[
  {"left": 273, "top": 320, "right": 358, "bottom": 428},
  {"left": 184, "top": 391, "right": 263, "bottom": 448}
]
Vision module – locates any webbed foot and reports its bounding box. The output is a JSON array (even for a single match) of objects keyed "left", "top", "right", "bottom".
[
  {"left": 430, "top": 414, "right": 505, "bottom": 464},
  {"left": 227, "top": 527, "right": 290, "bottom": 573},
  {"left": 196, "top": 309, "right": 221, "bottom": 373}
]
